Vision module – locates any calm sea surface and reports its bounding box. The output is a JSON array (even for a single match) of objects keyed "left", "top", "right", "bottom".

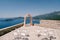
[{"left": 0, "top": 19, "right": 40, "bottom": 29}]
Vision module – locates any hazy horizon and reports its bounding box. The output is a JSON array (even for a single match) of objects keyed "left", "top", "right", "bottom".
[{"left": 0, "top": 0, "right": 60, "bottom": 18}]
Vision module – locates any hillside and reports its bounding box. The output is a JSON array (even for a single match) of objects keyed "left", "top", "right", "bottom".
[
  {"left": 33, "top": 11, "right": 60, "bottom": 20},
  {"left": 0, "top": 17, "right": 24, "bottom": 21}
]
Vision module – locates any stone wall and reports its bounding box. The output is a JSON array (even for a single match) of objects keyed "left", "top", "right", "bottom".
[{"left": 40, "top": 20, "right": 60, "bottom": 29}]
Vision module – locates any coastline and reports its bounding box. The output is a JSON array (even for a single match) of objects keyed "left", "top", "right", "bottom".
[{"left": 0, "top": 23, "right": 24, "bottom": 36}]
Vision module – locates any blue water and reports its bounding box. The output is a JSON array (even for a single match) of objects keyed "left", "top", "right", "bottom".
[{"left": 0, "top": 18, "right": 40, "bottom": 29}]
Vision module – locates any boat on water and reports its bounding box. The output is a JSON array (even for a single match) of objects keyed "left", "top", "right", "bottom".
[{"left": 0, "top": 14, "right": 60, "bottom": 40}]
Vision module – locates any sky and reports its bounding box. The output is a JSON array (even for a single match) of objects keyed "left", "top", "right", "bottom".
[{"left": 0, "top": 0, "right": 60, "bottom": 18}]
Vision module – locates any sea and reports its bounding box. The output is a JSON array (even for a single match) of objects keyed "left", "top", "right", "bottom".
[{"left": 0, "top": 18, "right": 40, "bottom": 29}]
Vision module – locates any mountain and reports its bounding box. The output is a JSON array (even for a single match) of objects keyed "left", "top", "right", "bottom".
[
  {"left": 0, "top": 11, "right": 60, "bottom": 21},
  {"left": 0, "top": 17, "right": 24, "bottom": 21},
  {"left": 33, "top": 11, "right": 60, "bottom": 20}
]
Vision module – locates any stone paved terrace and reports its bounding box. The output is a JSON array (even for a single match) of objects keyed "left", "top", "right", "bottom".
[{"left": 0, "top": 25, "right": 60, "bottom": 40}]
